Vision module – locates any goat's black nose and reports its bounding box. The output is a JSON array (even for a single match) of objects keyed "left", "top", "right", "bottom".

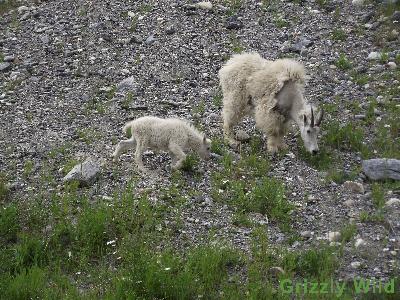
[{"left": 312, "top": 150, "right": 318, "bottom": 155}]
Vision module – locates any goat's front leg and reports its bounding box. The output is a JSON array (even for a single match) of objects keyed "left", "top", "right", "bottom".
[
  {"left": 112, "top": 138, "right": 136, "bottom": 161},
  {"left": 168, "top": 143, "right": 186, "bottom": 170}
]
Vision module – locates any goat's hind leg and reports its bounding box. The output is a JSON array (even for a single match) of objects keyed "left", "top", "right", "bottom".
[{"left": 112, "top": 138, "right": 136, "bottom": 161}]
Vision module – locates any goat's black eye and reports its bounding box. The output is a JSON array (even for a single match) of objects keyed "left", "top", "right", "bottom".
[{"left": 307, "top": 130, "right": 311, "bottom": 134}]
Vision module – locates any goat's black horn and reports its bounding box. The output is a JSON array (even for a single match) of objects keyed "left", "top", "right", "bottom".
[
  {"left": 316, "top": 109, "right": 324, "bottom": 126},
  {"left": 311, "top": 107, "right": 315, "bottom": 127}
]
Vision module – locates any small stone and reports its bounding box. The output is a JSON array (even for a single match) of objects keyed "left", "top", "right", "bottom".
[
  {"left": 368, "top": 52, "right": 381, "bottom": 60},
  {"left": 3, "top": 55, "right": 15, "bottom": 62},
  {"left": 131, "top": 35, "right": 143, "bottom": 44},
  {"left": 40, "top": 35, "right": 50, "bottom": 44},
  {"left": 344, "top": 199, "right": 355, "bottom": 207},
  {"left": 235, "top": 130, "right": 250, "bottom": 142},
  {"left": 343, "top": 181, "right": 365, "bottom": 194},
  {"left": 385, "top": 198, "right": 400, "bottom": 207},
  {"left": 352, "top": 0, "right": 364, "bottom": 5},
  {"left": 225, "top": 15, "right": 243, "bottom": 29},
  {"left": 354, "top": 114, "right": 366, "bottom": 120},
  {"left": 145, "top": 35, "right": 156, "bottom": 44},
  {"left": 329, "top": 242, "right": 342, "bottom": 247},
  {"left": 351, "top": 261, "right": 362, "bottom": 269},
  {"left": 328, "top": 231, "right": 341, "bottom": 242},
  {"left": 195, "top": 1, "right": 213, "bottom": 10},
  {"left": 0, "top": 62, "right": 11, "bottom": 72},
  {"left": 117, "top": 76, "right": 137, "bottom": 92},
  {"left": 390, "top": 250, "right": 397, "bottom": 256},
  {"left": 387, "top": 62, "right": 397, "bottom": 70},
  {"left": 166, "top": 25, "right": 175, "bottom": 35},
  {"left": 355, "top": 238, "right": 367, "bottom": 248},
  {"left": 17, "top": 6, "right": 30, "bottom": 14},
  {"left": 300, "top": 230, "right": 312, "bottom": 238},
  {"left": 392, "top": 11, "right": 400, "bottom": 22}
]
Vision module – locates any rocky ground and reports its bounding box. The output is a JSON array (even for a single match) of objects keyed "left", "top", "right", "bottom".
[{"left": 1, "top": 0, "right": 400, "bottom": 292}]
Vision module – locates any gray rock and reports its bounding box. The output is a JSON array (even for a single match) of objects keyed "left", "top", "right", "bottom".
[
  {"left": 351, "top": 261, "right": 362, "bottom": 269},
  {"left": 63, "top": 159, "right": 100, "bottom": 186},
  {"left": 387, "top": 62, "right": 397, "bottom": 69},
  {"left": 235, "top": 130, "right": 250, "bottom": 142},
  {"left": 300, "top": 230, "right": 312, "bottom": 238},
  {"left": 327, "top": 231, "right": 341, "bottom": 242},
  {"left": 0, "top": 62, "right": 11, "bottom": 72},
  {"left": 40, "top": 35, "right": 50, "bottom": 44},
  {"left": 368, "top": 52, "right": 381, "bottom": 60},
  {"left": 166, "top": 25, "right": 176, "bottom": 35},
  {"left": 290, "top": 38, "right": 313, "bottom": 54},
  {"left": 354, "top": 114, "right": 366, "bottom": 120},
  {"left": 362, "top": 159, "right": 400, "bottom": 180},
  {"left": 131, "top": 35, "right": 143, "bottom": 44},
  {"left": 344, "top": 199, "right": 355, "bottom": 207},
  {"left": 145, "top": 35, "right": 156, "bottom": 44},
  {"left": 355, "top": 238, "right": 367, "bottom": 248},
  {"left": 343, "top": 181, "right": 365, "bottom": 194},
  {"left": 225, "top": 16, "right": 243, "bottom": 29},
  {"left": 392, "top": 11, "right": 400, "bottom": 22},
  {"left": 352, "top": 0, "right": 365, "bottom": 6},
  {"left": 117, "top": 76, "right": 137, "bottom": 92},
  {"left": 3, "top": 55, "right": 15, "bottom": 62},
  {"left": 385, "top": 198, "right": 400, "bottom": 207}
]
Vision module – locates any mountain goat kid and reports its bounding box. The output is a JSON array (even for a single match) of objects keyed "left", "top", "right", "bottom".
[
  {"left": 219, "top": 52, "right": 324, "bottom": 154},
  {"left": 112, "top": 116, "right": 211, "bottom": 171}
]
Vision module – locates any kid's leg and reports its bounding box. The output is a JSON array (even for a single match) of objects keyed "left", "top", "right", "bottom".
[
  {"left": 112, "top": 138, "right": 136, "bottom": 161},
  {"left": 168, "top": 143, "right": 186, "bottom": 170}
]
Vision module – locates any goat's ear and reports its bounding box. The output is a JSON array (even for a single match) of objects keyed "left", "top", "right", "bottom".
[
  {"left": 203, "top": 136, "right": 207, "bottom": 144},
  {"left": 303, "top": 114, "right": 307, "bottom": 125}
]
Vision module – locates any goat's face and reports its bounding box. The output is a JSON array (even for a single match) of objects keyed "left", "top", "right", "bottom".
[
  {"left": 198, "top": 136, "right": 211, "bottom": 160},
  {"left": 299, "top": 107, "right": 324, "bottom": 155}
]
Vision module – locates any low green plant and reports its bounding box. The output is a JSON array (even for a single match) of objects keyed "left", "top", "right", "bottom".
[
  {"left": 340, "top": 223, "right": 357, "bottom": 243},
  {"left": 0, "top": 203, "right": 19, "bottom": 242},
  {"left": 0, "top": 174, "right": 9, "bottom": 201},
  {"left": 225, "top": 0, "right": 243, "bottom": 15},
  {"left": 326, "top": 168, "right": 358, "bottom": 184},
  {"left": 23, "top": 160, "right": 34, "bottom": 178},
  {"left": 232, "top": 211, "right": 253, "bottom": 227},
  {"left": 212, "top": 93, "right": 223, "bottom": 108},
  {"left": 0, "top": 0, "right": 18, "bottom": 15},
  {"left": 371, "top": 183, "right": 385, "bottom": 209},
  {"left": 121, "top": 92, "right": 134, "bottom": 110},
  {"left": 230, "top": 34, "right": 244, "bottom": 53},
  {"left": 181, "top": 154, "right": 199, "bottom": 172},
  {"left": 193, "top": 100, "right": 206, "bottom": 115},
  {"left": 61, "top": 158, "right": 80, "bottom": 176},
  {"left": 323, "top": 121, "right": 366, "bottom": 153},
  {"left": 331, "top": 28, "right": 347, "bottom": 41},
  {"left": 210, "top": 138, "right": 225, "bottom": 156},
  {"left": 76, "top": 204, "right": 111, "bottom": 258},
  {"left": 335, "top": 53, "right": 352, "bottom": 70},
  {"left": 274, "top": 16, "right": 289, "bottom": 28}
]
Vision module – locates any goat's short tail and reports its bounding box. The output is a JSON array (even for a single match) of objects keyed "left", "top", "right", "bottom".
[{"left": 123, "top": 121, "right": 135, "bottom": 137}]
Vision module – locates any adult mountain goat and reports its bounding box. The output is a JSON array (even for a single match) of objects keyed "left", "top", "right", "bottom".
[
  {"left": 219, "top": 53, "right": 324, "bottom": 154},
  {"left": 112, "top": 116, "right": 211, "bottom": 171}
]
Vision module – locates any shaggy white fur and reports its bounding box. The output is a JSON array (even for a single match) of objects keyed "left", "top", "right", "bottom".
[
  {"left": 219, "top": 52, "right": 323, "bottom": 154},
  {"left": 112, "top": 116, "right": 211, "bottom": 171}
]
